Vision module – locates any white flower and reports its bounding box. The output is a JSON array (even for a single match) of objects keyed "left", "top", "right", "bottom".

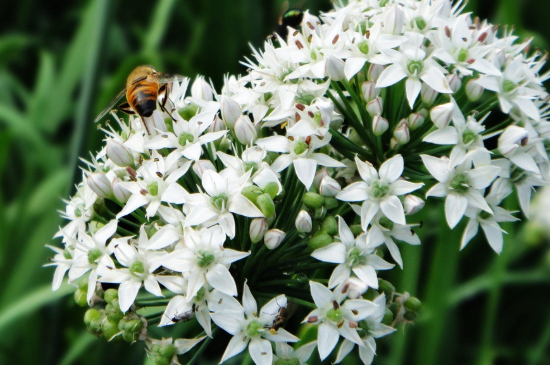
[
  {"left": 116, "top": 153, "right": 191, "bottom": 219},
  {"left": 376, "top": 32, "right": 452, "bottom": 108},
  {"left": 422, "top": 155, "right": 500, "bottom": 229},
  {"left": 337, "top": 155, "right": 423, "bottom": 228},
  {"left": 273, "top": 342, "right": 317, "bottom": 365},
  {"left": 303, "top": 281, "right": 378, "bottom": 361},
  {"left": 185, "top": 169, "right": 264, "bottom": 238},
  {"left": 162, "top": 226, "right": 249, "bottom": 300},
  {"left": 311, "top": 217, "right": 394, "bottom": 288},
  {"left": 211, "top": 283, "right": 298, "bottom": 365}
]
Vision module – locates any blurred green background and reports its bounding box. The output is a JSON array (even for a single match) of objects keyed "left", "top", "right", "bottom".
[{"left": 1, "top": 0, "right": 550, "bottom": 364}]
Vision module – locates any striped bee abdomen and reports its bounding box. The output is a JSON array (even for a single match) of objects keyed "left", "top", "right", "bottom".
[{"left": 127, "top": 81, "right": 159, "bottom": 117}]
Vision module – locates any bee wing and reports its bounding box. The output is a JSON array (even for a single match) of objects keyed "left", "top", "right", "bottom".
[
  {"left": 94, "top": 88, "right": 127, "bottom": 123},
  {"left": 156, "top": 73, "right": 186, "bottom": 84}
]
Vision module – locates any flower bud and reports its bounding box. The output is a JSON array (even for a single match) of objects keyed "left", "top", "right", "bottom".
[
  {"left": 210, "top": 114, "right": 226, "bottom": 132},
  {"left": 313, "top": 167, "right": 330, "bottom": 191},
  {"left": 221, "top": 96, "right": 242, "bottom": 128},
  {"left": 346, "top": 277, "right": 368, "bottom": 299},
  {"left": 407, "top": 112, "right": 425, "bottom": 130},
  {"left": 378, "top": 278, "right": 395, "bottom": 298},
  {"left": 303, "top": 192, "right": 325, "bottom": 209},
  {"left": 112, "top": 177, "right": 131, "bottom": 203},
  {"left": 383, "top": 5, "right": 404, "bottom": 34},
  {"left": 74, "top": 286, "right": 88, "bottom": 307},
  {"left": 362, "top": 81, "right": 380, "bottom": 102},
  {"left": 404, "top": 296, "right": 422, "bottom": 312},
  {"left": 366, "top": 96, "right": 383, "bottom": 116},
  {"left": 394, "top": 119, "right": 410, "bottom": 144},
  {"left": 445, "top": 72, "right": 461, "bottom": 92},
  {"left": 372, "top": 114, "right": 389, "bottom": 136},
  {"left": 319, "top": 176, "right": 341, "bottom": 197},
  {"left": 191, "top": 77, "right": 213, "bottom": 102},
  {"left": 466, "top": 78, "right": 484, "bottom": 102},
  {"left": 241, "top": 185, "right": 264, "bottom": 204},
  {"left": 192, "top": 159, "right": 216, "bottom": 179},
  {"left": 107, "top": 140, "right": 134, "bottom": 167},
  {"left": 308, "top": 230, "right": 332, "bottom": 250},
  {"left": 390, "top": 137, "right": 399, "bottom": 149},
  {"left": 102, "top": 319, "right": 120, "bottom": 341},
  {"left": 234, "top": 115, "right": 257, "bottom": 145},
  {"left": 368, "top": 63, "right": 384, "bottom": 82},
  {"left": 250, "top": 218, "right": 268, "bottom": 243},
  {"left": 321, "top": 215, "right": 338, "bottom": 236},
  {"left": 430, "top": 102, "right": 454, "bottom": 128},
  {"left": 87, "top": 173, "right": 112, "bottom": 199},
  {"left": 264, "top": 229, "right": 286, "bottom": 249},
  {"left": 404, "top": 194, "right": 425, "bottom": 215},
  {"left": 256, "top": 193, "right": 276, "bottom": 218},
  {"left": 104, "top": 288, "right": 118, "bottom": 305},
  {"left": 295, "top": 210, "right": 313, "bottom": 233},
  {"left": 421, "top": 83, "right": 439, "bottom": 106},
  {"left": 325, "top": 54, "right": 346, "bottom": 81},
  {"left": 498, "top": 125, "right": 528, "bottom": 156}
]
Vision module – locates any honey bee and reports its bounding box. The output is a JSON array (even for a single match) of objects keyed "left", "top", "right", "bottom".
[{"left": 94, "top": 65, "right": 185, "bottom": 133}]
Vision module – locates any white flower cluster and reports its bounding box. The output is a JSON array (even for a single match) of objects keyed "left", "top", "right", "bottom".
[{"left": 48, "top": 0, "right": 550, "bottom": 364}]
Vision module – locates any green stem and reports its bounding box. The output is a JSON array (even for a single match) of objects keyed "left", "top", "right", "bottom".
[{"left": 187, "top": 328, "right": 217, "bottom": 365}]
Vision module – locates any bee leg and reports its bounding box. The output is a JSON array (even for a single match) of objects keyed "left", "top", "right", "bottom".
[{"left": 158, "top": 84, "right": 178, "bottom": 122}]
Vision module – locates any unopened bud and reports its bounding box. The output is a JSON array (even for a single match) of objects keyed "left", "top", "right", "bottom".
[
  {"left": 421, "top": 83, "right": 439, "bottom": 106},
  {"left": 372, "top": 114, "right": 389, "bottom": 136},
  {"left": 210, "top": 115, "right": 226, "bottom": 132},
  {"left": 192, "top": 159, "right": 216, "bottom": 179},
  {"left": 407, "top": 112, "right": 425, "bottom": 130},
  {"left": 234, "top": 115, "right": 257, "bottom": 145},
  {"left": 264, "top": 229, "right": 286, "bottom": 249},
  {"left": 303, "top": 192, "right": 325, "bottom": 209},
  {"left": 313, "top": 167, "right": 330, "bottom": 191},
  {"left": 466, "top": 78, "right": 484, "bottom": 102},
  {"left": 106, "top": 140, "right": 134, "bottom": 167},
  {"left": 308, "top": 230, "right": 332, "bottom": 250},
  {"left": 390, "top": 137, "right": 399, "bottom": 149},
  {"left": 325, "top": 54, "right": 346, "bottom": 81},
  {"left": 346, "top": 277, "right": 368, "bottom": 299},
  {"left": 445, "top": 72, "right": 461, "bottom": 92},
  {"left": 295, "top": 210, "right": 313, "bottom": 233},
  {"left": 404, "top": 194, "right": 425, "bottom": 215},
  {"left": 191, "top": 77, "right": 213, "bottom": 102},
  {"left": 321, "top": 215, "right": 338, "bottom": 236},
  {"left": 102, "top": 319, "right": 120, "bottom": 341},
  {"left": 404, "top": 296, "right": 422, "bottom": 312},
  {"left": 221, "top": 96, "right": 241, "bottom": 128},
  {"left": 366, "top": 96, "right": 383, "bottom": 117},
  {"left": 256, "top": 193, "right": 275, "bottom": 218},
  {"left": 319, "top": 176, "right": 341, "bottom": 197},
  {"left": 362, "top": 81, "right": 380, "bottom": 102},
  {"left": 87, "top": 173, "right": 113, "bottom": 199},
  {"left": 250, "top": 218, "right": 269, "bottom": 243},
  {"left": 430, "top": 102, "right": 454, "bottom": 128},
  {"left": 383, "top": 5, "right": 404, "bottom": 35},
  {"left": 368, "top": 64, "right": 385, "bottom": 82},
  {"left": 378, "top": 278, "right": 395, "bottom": 298},
  {"left": 394, "top": 119, "right": 410, "bottom": 144}
]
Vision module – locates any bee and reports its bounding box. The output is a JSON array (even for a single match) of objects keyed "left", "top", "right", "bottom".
[
  {"left": 269, "top": 299, "right": 298, "bottom": 334},
  {"left": 94, "top": 65, "right": 185, "bottom": 133}
]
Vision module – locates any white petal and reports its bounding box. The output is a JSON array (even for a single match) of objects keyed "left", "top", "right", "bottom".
[
  {"left": 211, "top": 310, "right": 245, "bottom": 336},
  {"left": 445, "top": 193, "right": 467, "bottom": 229},
  {"left": 376, "top": 64, "right": 407, "bottom": 88},
  {"left": 460, "top": 219, "right": 479, "bottom": 250},
  {"left": 311, "top": 242, "right": 347, "bottom": 264},
  {"left": 380, "top": 196, "right": 406, "bottom": 225},
  {"left": 405, "top": 77, "right": 422, "bottom": 108},
  {"left": 250, "top": 338, "right": 273, "bottom": 365},
  {"left": 318, "top": 322, "right": 339, "bottom": 360},
  {"left": 361, "top": 200, "right": 381, "bottom": 229},
  {"left": 220, "top": 332, "right": 248, "bottom": 362},
  {"left": 352, "top": 265, "right": 379, "bottom": 288},
  {"left": 118, "top": 279, "right": 141, "bottom": 313},
  {"left": 328, "top": 264, "right": 351, "bottom": 288},
  {"left": 243, "top": 282, "right": 258, "bottom": 316},
  {"left": 161, "top": 183, "right": 188, "bottom": 204},
  {"left": 420, "top": 67, "right": 452, "bottom": 93},
  {"left": 480, "top": 221, "right": 503, "bottom": 253},
  {"left": 384, "top": 236, "right": 403, "bottom": 268},
  {"left": 206, "top": 264, "right": 238, "bottom": 296},
  {"left": 335, "top": 339, "right": 355, "bottom": 364},
  {"left": 423, "top": 127, "right": 458, "bottom": 145},
  {"left": 116, "top": 194, "right": 148, "bottom": 219},
  {"left": 421, "top": 155, "right": 449, "bottom": 182},
  {"left": 310, "top": 281, "right": 332, "bottom": 308},
  {"left": 293, "top": 158, "right": 317, "bottom": 189},
  {"left": 379, "top": 155, "right": 403, "bottom": 183},
  {"left": 390, "top": 180, "right": 423, "bottom": 196}
]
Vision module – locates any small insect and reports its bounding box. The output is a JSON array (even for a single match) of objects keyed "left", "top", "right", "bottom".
[
  {"left": 164, "top": 309, "right": 195, "bottom": 324},
  {"left": 269, "top": 299, "right": 298, "bottom": 334},
  {"left": 94, "top": 65, "right": 185, "bottom": 133}
]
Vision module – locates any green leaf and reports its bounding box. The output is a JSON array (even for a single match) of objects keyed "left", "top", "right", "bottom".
[{"left": 27, "top": 168, "right": 71, "bottom": 216}]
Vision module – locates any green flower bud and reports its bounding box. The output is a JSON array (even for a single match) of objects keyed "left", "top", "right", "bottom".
[
  {"left": 241, "top": 185, "right": 263, "bottom": 204},
  {"left": 102, "top": 319, "right": 121, "bottom": 341},
  {"left": 404, "top": 311, "right": 418, "bottom": 321},
  {"left": 303, "top": 192, "right": 324, "bottom": 210},
  {"left": 84, "top": 308, "right": 102, "bottom": 326},
  {"left": 321, "top": 216, "right": 338, "bottom": 236},
  {"left": 389, "top": 302, "right": 400, "bottom": 317},
  {"left": 106, "top": 302, "right": 124, "bottom": 323},
  {"left": 159, "top": 344, "right": 177, "bottom": 358},
  {"left": 314, "top": 206, "right": 327, "bottom": 220},
  {"left": 257, "top": 193, "right": 276, "bottom": 218},
  {"left": 263, "top": 182, "right": 280, "bottom": 199},
  {"left": 125, "top": 318, "right": 144, "bottom": 334},
  {"left": 308, "top": 231, "right": 333, "bottom": 251},
  {"left": 104, "top": 289, "right": 118, "bottom": 305},
  {"left": 350, "top": 225, "right": 363, "bottom": 236},
  {"left": 382, "top": 308, "right": 394, "bottom": 326},
  {"left": 378, "top": 279, "right": 395, "bottom": 298},
  {"left": 324, "top": 197, "right": 338, "bottom": 210},
  {"left": 155, "top": 356, "right": 170, "bottom": 365},
  {"left": 404, "top": 297, "right": 422, "bottom": 312},
  {"left": 74, "top": 287, "right": 88, "bottom": 307}
]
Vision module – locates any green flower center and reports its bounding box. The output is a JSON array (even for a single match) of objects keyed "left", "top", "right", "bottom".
[
  {"left": 313, "top": 111, "right": 323, "bottom": 125},
  {"left": 371, "top": 180, "right": 390, "bottom": 199},
  {"left": 458, "top": 48, "right": 469, "bottom": 62},
  {"left": 129, "top": 261, "right": 145, "bottom": 278},
  {"left": 74, "top": 207, "right": 83, "bottom": 217},
  {"left": 247, "top": 320, "right": 264, "bottom": 337},
  {"left": 326, "top": 307, "right": 343, "bottom": 323},
  {"left": 293, "top": 141, "right": 309, "bottom": 155},
  {"left": 178, "top": 132, "right": 194, "bottom": 146},
  {"left": 358, "top": 41, "right": 370, "bottom": 55},
  {"left": 148, "top": 182, "right": 159, "bottom": 196},
  {"left": 411, "top": 16, "right": 427, "bottom": 30},
  {"left": 503, "top": 80, "right": 516, "bottom": 94},
  {"left": 450, "top": 173, "right": 470, "bottom": 193},
  {"left": 348, "top": 247, "right": 367, "bottom": 267},
  {"left": 407, "top": 60, "right": 424, "bottom": 75},
  {"left": 210, "top": 193, "right": 229, "bottom": 211},
  {"left": 243, "top": 161, "right": 258, "bottom": 175},
  {"left": 462, "top": 129, "right": 478, "bottom": 145},
  {"left": 88, "top": 248, "right": 102, "bottom": 265},
  {"left": 197, "top": 250, "right": 215, "bottom": 268}
]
